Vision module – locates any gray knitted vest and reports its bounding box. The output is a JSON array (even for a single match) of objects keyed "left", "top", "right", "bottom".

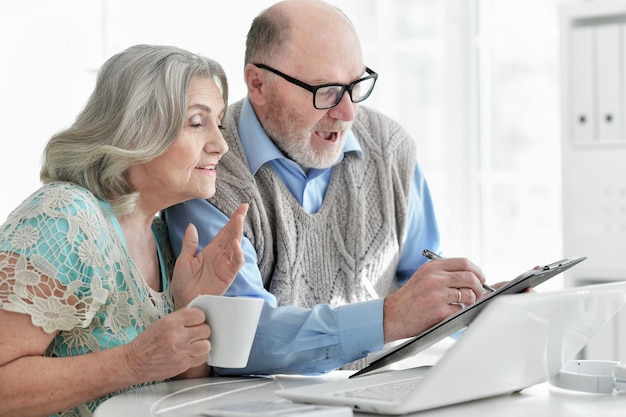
[{"left": 211, "top": 100, "right": 415, "bottom": 308}]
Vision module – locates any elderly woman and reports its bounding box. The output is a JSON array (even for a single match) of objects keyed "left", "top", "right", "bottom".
[{"left": 0, "top": 44, "right": 248, "bottom": 417}]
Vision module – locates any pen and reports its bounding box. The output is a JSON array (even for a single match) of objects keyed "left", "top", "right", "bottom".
[{"left": 422, "top": 249, "right": 496, "bottom": 292}]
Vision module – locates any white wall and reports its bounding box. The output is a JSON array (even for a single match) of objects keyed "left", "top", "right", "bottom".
[
  {"left": 1, "top": 1, "right": 97, "bottom": 221},
  {"left": 0, "top": 0, "right": 278, "bottom": 222}
]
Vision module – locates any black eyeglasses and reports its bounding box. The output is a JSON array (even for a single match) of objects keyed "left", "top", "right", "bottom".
[{"left": 253, "top": 63, "right": 378, "bottom": 110}]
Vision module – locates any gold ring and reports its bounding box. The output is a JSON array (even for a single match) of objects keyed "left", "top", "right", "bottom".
[{"left": 456, "top": 288, "right": 462, "bottom": 304}]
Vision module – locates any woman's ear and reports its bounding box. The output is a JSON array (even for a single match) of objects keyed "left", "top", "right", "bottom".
[{"left": 245, "top": 64, "right": 266, "bottom": 104}]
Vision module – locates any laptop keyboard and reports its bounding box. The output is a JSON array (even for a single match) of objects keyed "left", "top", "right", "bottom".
[{"left": 333, "top": 377, "right": 423, "bottom": 402}]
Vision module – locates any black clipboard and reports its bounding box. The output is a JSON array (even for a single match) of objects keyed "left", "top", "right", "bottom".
[{"left": 350, "top": 256, "right": 587, "bottom": 378}]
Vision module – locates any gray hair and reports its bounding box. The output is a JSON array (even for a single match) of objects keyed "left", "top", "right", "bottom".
[
  {"left": 244, "top": 6, "right": 291, "bottom": 65},
  {"left": 244, "top": 1, "right": 352, "bottom": 66},
  {"left": 41, "top": 44, "right": 228, "bottom": 215}
]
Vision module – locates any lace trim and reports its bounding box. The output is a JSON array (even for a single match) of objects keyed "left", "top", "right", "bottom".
[{"left": 0, "top": 182, "right": 174, "bottom": 415}]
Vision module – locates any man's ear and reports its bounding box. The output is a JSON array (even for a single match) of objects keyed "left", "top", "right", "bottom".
[{"left": 245, "top": 64, "right": 266, "bottom": 104}]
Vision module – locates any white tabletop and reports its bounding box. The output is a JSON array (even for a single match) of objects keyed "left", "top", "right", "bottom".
[
  {"left": 94, "top": 371, "right": 626, "bottom": 417},
  {"left": 95, "top": 339, "right": 626, "bottom": 416}
]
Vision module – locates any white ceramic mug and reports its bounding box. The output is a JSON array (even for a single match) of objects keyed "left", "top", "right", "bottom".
[{"left": 188, "top": 295, "right": 264, "bottom": 368}]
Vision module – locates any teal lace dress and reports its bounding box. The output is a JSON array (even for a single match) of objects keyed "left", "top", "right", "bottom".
[{"left": 0, "top": 181, "right": 175, "bottom": 416}]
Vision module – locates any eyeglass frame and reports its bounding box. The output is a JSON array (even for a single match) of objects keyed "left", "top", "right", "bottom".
[{"left": 253, "top": 63, "right": 378, "bottom": 110}]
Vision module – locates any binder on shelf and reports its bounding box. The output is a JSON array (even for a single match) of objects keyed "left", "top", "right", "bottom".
[
  {"left": 596, "top": 23, "right": 622, "bottom": 140},
  {"left": 570, "top": 26, "right": 594, "bottom": 142}
]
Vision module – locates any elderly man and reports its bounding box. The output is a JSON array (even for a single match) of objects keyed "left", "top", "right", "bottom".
[{"left": 165, "top": 0, "right": 486, "bottom": 376}]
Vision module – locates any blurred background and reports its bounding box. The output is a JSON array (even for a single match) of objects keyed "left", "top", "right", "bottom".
[{"left": 0, "top": 0, "right": 581, "bottom": 287}]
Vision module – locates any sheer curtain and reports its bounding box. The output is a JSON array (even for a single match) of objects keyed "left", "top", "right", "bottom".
[{"left": 0, "top": 0, "right": 572, "bottom": 285}]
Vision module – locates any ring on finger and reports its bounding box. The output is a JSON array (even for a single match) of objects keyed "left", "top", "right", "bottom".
[{"left": 456, "top": 288, "right": 462, "bottom": 304}]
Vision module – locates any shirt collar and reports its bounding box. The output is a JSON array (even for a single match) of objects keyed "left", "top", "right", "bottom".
[{"left": 238, "top": 97, "right": 363, "bottom": 175}]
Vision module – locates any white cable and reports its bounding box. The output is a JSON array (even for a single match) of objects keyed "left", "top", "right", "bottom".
[{"left": 149, "top": 378, "right": 275, "bottom": 416}]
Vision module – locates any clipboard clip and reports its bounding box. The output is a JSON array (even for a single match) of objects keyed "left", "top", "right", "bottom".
[{"left": 543, "top": 259, "right": 571, "bottom": 271}]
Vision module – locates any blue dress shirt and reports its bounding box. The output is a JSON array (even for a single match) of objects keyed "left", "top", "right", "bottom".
[{"left": 165, "top": 98, "right": 440, "bottom": 375}]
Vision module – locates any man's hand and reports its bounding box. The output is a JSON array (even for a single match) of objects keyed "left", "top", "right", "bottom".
[{"left": 383, "top": 257, "right": 486, "bottom": 342}]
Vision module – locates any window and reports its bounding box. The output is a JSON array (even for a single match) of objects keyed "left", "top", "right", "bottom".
[{"left": 337, "top": 0, "right": 570, "bottom": 286}]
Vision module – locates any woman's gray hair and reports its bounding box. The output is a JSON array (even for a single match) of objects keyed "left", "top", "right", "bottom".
[{"left": 40, "top": 44, "right": 228, "bottom": 215}]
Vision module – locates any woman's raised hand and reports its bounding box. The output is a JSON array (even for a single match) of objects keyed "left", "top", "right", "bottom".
[{"left": 171, "top": 203, "right": 248, "bottom": 308}]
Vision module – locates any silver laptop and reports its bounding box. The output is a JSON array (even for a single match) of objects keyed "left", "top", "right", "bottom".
[{"left": 276, "top": 281, "right": 626, "bottom": 415}]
